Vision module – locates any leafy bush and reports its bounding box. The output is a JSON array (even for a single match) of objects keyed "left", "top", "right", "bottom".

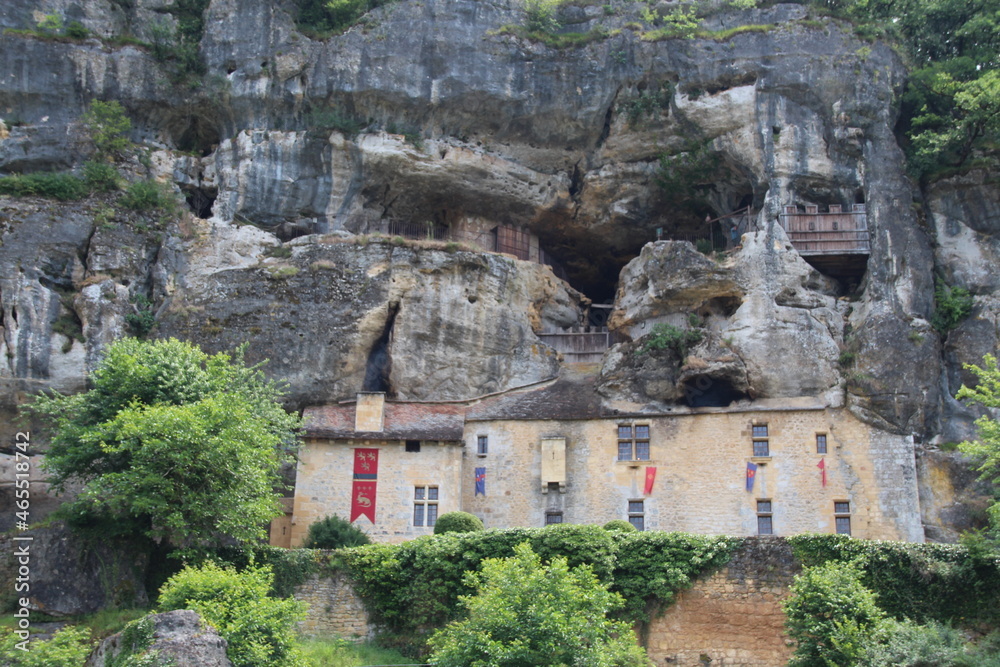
[
  {"left": 931, "top": 277, "right": 974, "bottom": 334},
  {"left": 126, "top": 293, "right": 156, "bottom": 337},
  {"left": 119, "top": 180, "right": 174, "bottom": 212},
  {"left": 0, "top": 172, "right": 89, "bottom": 200},
  {"left": 524, "top": 0, "right": 562, "bottom": 33},
  {"left": 783, "top": 562, "right": 887, "bottom": 667},
  {"left": 957, "top": 354, "right": 1000, "bottom": 538},
  {"left": 82, "top": 160, "right": 121, "bottom": 192},
  {"left": 293, "top": 0, "right": 394, "bottom": 36},
  {"left": 788, "top": 533, "right": 1000, "bottom": 625},
  {"left": 427, "top": 542, "right": 648, "bottom": 667},
  {"left": 857, "top": 619, "right": 972, "bottom": 667},
  {"left": 0, "top": 625, "right": 93, "bottom": 667},
  {"left": 639, "top": 322, "right": 704, "bottom": 356},
  {"left": 433, "top": 511, "right": 484, "bottom": 534},
  {"left": 65, "top": 21, "right": 90, "bottom": 39},
  {"left": 603, "top": 519, "right": 637, "bottom": 532},
  {"left": 304, "top": 514, "right": 372, "bottom": 549},
  {"left": 158, "top": 561, "right": 306, "bottom": 667},
  {"left": 83, "top": 100, "right": 132, "bottom": 161}
]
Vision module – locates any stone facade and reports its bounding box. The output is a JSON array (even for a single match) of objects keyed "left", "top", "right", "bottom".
[
  {"left": 290, "top": 382, "right": 924, "bottom": 544},
  {"left": 463, "top": 404, "right": 923, "bottom": 541}
]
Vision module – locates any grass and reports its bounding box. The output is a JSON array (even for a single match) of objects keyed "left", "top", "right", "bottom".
[
  {"left": 297, "top": 637, "right": 419, "bottom": 667},
  {"left": 492, "top": 24, "right": 609, "bottom": 49}
]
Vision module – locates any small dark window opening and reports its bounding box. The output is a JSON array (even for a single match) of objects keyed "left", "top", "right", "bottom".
[
  {"left": 405, "top": 440, "right": 421, "bottom": 452},
  {"left": 477, "top": 435, "right": 488, "bottom": 455},
  {"left": 816, "top": 434, "right": 828, "bottom": 454},
  {"left": 757, "top": 499, "right": 773, "bottom": 535},
  {"left": 545, "top": 511, "right": 563, "bottom": 525}
]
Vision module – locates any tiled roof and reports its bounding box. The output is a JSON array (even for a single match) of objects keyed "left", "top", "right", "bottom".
[
  {"left": 304, "top": 401, "right": 466, "bottom": 441},
  {"left": 466, "top": 371, "right": 605, "bottom": 421}
]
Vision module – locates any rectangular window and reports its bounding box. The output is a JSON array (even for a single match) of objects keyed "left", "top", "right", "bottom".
[
  {"left": 757, "top": 499, "right": 773, "bottom": 535},
  {"left": 834, "top": 501, "right": 851, "bottom": 535},
  {"left": 752, "top": 423, "right": 770, "bottom": 457},
  {"left": 816, "top": 434, "right": 828, "bottom": 454},
  {"left": 477, "top": 435, "right": 488, "bottom": 455},
  {"left": 628, "top": 499, "right": 645, "bottom": 531},
  {"left": 545, "top": 511, "right": 563, "bottom": 525},
  {"left": 618, "top": 425, "right": 651, "bottom": 461},
  {"left": 405, "top": 439, "right": 421, "bottom": 452},
  {"left": 413, "top": 485, "right": 439, "bottom": 527}
]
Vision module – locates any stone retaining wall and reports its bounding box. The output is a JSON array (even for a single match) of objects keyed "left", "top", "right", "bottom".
[{"left": 294, "top": 572, "right": 372, "bottom": 639}]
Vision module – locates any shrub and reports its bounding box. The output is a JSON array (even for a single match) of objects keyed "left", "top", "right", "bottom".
[
  {"left": 427, "top": 542, "right": 648, "bottom": 667},
  {"left": 82, "top": 160, "right": 121, "bottom": 192},
  {"left": 434, "top": 511, "right": 485, "bottom": 534},
  {"left": 931, "top": 276, "right": 974, "bottom": 333},
  {"left": 603, "top": 519, "right": 637, "bottom": 532},
  {"left": 119, "top": 180, "right": 174, "bottom": 212},
  {"left": 36, "top": 13, "right": 64, "bottom": 34},
  {"left": 307, "top": 109, "right": 366, "bottom": 136},
  {"left": 126, "top": 293, "right": 156, "bottom": 337},
  {"left": 304, "top": 515, "right": 372, "bottom": 549},
  {"left": 858, "top": 619, "right": 969, "bottom": 667},
  {"left": 0, "top": 172, "right": 89, "bottom": 200},
  {"left": 524, "top": 0, "right": 562, "bottom": 33},
  {"left": 783, "top": 562, "right": 887, "bottom": 667},
  {"left": 0, "top": 625, "right": 93, "bottom": 667},
  {"left": 83, "top": 100, "right": 132, "bottom": 161},
  {"left": 639, "top": 322, "right": 703, "bottom": 356},
  {"left": 158, "top": 561, "right": 306, "bottom": 667},
  {"left": 65, "top": 21, "right": 90, "bottom": 39}
]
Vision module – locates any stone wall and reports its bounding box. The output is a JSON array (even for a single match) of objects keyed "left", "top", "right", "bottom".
[
  {"left": 646, "top": 538, "right": 799, "bottom": 667},
  {"left": 291, "top": 538, "right": 799, "bottom": 665},
  {"left": 294, "top": 573, "right": 372, "bottom": 639}
]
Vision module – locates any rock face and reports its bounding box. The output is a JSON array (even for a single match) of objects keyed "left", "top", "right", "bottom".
[
  {"left": 86, "top": 610, "right": 233, "bottom": 667},
  {"left": 0, "top": 522, "right": 148, "bottom": 617},
  {"left": 0, "top": 0, "right": 996, "bottom": 538}
]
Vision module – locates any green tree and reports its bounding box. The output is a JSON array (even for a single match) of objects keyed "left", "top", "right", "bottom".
[
  {"left": 957, "top": 354, "right": 1000, "bottom": 536},
  {"left": 29, "top": 337, "right": 301, "bottom": 550},
  {"left": 783, "top": 562, "right": 887, "bottom": 667},
  {"left": 158, "top": 561, "right": 306, "bottom": 667},
  {"left": 303, "top": 514, "right": 372, "bottom": 548},
  {"left": 82, "top": 99, "right": 133, "bottom": 162},
  {"left": 427, "top": 542, "right": 648, "bottom": 667}
]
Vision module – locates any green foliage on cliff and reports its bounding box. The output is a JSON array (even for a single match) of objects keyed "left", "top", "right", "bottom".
[
  {"left": 957, "top": 354, "right": 1000, "bottom": 538},
  {"left": 639, "top": 322, "right": 704, "bottom": 357},
  {"left": 931, "top": 276, "right": 974, "bottom": 333},
  {"left": 427, "top": 542, "right": 649, "bottom": 667},
  {"left": 83, "top": 100, "right": 133, "bottom": 162},
  {"left": 294, "top": 0, "right": 395, "bottom": 36},
  {"left": 28, "top": 338, "right": 301, "bottom": 552},
  {"left": 806, "top": 0, "right": 1000, "bottom": 179}
]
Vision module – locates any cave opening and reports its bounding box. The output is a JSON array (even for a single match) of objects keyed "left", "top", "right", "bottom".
[
  {"left": 184, "top": 187, "right": 216, "bottom": 218},
  {"left": 682, "top": 375, "right": 748, "bottom": 408},
  {"left": 165, "top": 113, "right": 221, "bottom": 157},
  {"left": 362, "top": 303, "right": 399, "bottom": 395}
]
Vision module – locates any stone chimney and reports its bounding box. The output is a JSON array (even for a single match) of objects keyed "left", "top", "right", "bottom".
[{"left": 355, "top": 392, "right": 385, "bottom": 432}]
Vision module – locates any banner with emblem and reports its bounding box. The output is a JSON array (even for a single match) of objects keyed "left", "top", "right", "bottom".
[{"left": 350, "top": 448, "right": 379, "bottom": 523}]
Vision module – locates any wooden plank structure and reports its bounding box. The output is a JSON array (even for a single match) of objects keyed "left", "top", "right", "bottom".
[
  {"left": 779, "top": 204, "right": 870, "bottom": 278},
  {"left": 538, "top": 327, "right": 611, "bottom": 364}
]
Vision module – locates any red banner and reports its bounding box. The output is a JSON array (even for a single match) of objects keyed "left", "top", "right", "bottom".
[
  {"left": 644, "top": 466, "right": 657, "bottom": 495},
  {"left": 350, "top": 448, "right": 379, "bottom": 523},
  {"left": 817, "top": 458, "right": 827, "bottom": 488}
]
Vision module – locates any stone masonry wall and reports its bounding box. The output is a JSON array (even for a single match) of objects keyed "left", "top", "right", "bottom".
[
  {"left": 294, "top": 573, "right": 372, "bottom": 639},
  {"left": 293, "top": 538, "right": 799, "bottom": 664},
  {"left": 646, "top": 538, "right": 800, "bottom": 667}
]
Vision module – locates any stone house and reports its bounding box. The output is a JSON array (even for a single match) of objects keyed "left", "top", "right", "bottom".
[{"left": 286, "top": 372, "right": 924, "bottom": 545}]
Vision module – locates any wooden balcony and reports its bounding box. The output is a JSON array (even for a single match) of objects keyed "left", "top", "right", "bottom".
[{"left": 779, "top": 204, "right": 870, "bottom": 278}]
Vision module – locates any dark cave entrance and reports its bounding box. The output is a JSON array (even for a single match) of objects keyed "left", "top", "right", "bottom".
[
  {"left": 362, "top": 303, "right": 399, "bottom": 395},
  {"left": 184, "top": 187, "right": 216, "bottom": 218},
  {"left": 681, "top": 375, "right": 748, "bottom": 408}
]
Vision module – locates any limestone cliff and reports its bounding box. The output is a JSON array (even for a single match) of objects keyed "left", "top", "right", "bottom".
[{"left": 0, "top": 0, "right": 996, "bottom": 539}]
